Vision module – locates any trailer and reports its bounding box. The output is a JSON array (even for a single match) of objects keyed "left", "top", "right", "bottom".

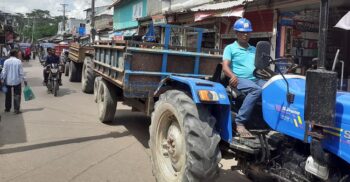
[
  {"left": 83, "top": 25, "right": 224, "bottom": 181},
  {"left": 67, "top": 42, "right": 94, "bottom": 84}
]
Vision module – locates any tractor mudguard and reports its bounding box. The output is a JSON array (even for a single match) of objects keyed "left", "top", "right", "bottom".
[{"left": 154, "top": 75, "right": 234, "bottom": 143}]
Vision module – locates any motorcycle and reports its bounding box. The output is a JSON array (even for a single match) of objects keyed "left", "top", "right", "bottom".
[{"left": 44, "top": 63, "right": 61, "bottom": 96}]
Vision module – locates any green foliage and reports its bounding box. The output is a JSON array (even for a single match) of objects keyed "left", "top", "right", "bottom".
[{"left": 17, "top": 9, "right": 66, "bottom": 42}]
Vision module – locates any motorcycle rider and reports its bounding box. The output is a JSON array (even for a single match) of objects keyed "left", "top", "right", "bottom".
[
  {"left": 222, "top": 18, "right": 266, "bottom": 138},
  {"left": 43, "top": 47, "right": 62, "bottom": 86}
]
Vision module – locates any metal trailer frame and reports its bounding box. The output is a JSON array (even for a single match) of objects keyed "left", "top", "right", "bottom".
[{"left": 92, "top": 24, "right": 222, "bottom": 98}]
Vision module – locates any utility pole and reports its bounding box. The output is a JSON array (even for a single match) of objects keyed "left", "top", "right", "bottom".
[
  {"left": 91, "top": 0, "right": 95, "bottom": 42},
  {"left": 31, "top": 17, "right": 35, "bottom": 43},
  {"left": 60, "top": 3, "right": 68, "bottom": 33}
]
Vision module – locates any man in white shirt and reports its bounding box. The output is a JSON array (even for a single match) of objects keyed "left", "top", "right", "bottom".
[{"left": 1, "top": 49, "right": 26, "bottom": 114}]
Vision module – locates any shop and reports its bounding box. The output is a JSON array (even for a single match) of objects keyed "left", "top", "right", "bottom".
[
  {"left": 220, "top": 9, "right": 274, "bottom": 49},
  {"left": 276, "top": 1, "right": 350, "bottom": 87},
  {"left": 277, "top": 7, "right": 320, "bottom": 75}
]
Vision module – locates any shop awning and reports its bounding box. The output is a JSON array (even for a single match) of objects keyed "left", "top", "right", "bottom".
[
  {"left": 194, "top": 6, "right": 244, "bottom": 22},
  {"left": 335, "top": 11, "right": 350, "bottom": 30},
  {"left": 191, "top": 0, "right": 251, "bottom": 11},
  {"left": 190, "top": 0, "right": 252, "bottom": 22}
]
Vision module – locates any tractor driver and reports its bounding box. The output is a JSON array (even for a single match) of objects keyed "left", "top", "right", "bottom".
[{"left": 222, "top": 18, "right": 266, "bottom": 138}]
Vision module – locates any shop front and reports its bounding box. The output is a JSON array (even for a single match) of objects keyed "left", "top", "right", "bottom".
[
  {"left": 220, "top": 9, "right": 274, "bottom": 49},
  {"left": 275, "top": 0, "right": 350, "bottom": 91}
]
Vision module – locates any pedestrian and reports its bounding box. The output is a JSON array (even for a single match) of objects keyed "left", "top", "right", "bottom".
[
  {"left": 2, "top": 45, "right": 8, "bottom": 57},
  {"left": 31, "top": 44, "right": 36, "bottom": 60},
  {"left": 25, "top": 47, "right": 31, "bottom": 62},
  {"left": 1, "top": 49, "right": 27, "bottom": 114},
  {"left": 17, "top": 50, "right": 24, "bottom": 62}
]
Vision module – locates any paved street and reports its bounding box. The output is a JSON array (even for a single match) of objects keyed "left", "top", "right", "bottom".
[{"left": 0, "top": 59, "right": 249, "bottom": 182}]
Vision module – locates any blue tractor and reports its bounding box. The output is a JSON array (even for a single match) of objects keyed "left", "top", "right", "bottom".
[
  {"left": 87, "top": 1, "right": 349, "bottom": 180},
  {"left": 151, "top": 42, "right": 350, "bottom": 182},
  {"left": 149, "top": 1, "right": 350, "bottom": 182}
]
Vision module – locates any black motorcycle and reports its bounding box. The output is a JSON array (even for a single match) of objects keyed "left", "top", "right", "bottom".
[{"left": 45, "top": 63, "right": 60, "bottom": 96}]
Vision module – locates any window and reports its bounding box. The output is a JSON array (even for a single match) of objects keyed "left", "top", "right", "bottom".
[{"left": 133, "top": 2, "right": 143, "bottom": 20}]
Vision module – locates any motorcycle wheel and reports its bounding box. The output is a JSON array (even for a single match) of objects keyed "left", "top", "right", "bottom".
[{"left": 53, "top": 81, "right": 59, "bottom": 97}]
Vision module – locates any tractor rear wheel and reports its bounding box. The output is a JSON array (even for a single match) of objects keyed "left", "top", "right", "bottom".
[
  {"left": 69, "top": 61, "right": 81, "bottom": 82},
  {"left": 64, "top": 62, "right": 69, "bottom": 77},
  {"left": 97, "top": 79, "right": 116, "bottom": 123},
  {"left": 94, "top": 77, "right": 102, "bottom": 103},
  {"left": 81, "top": 57, "right": 95, "bottom": 93},
  {"left": 150, "top": 90, "right": 221, "bottom": 182}
]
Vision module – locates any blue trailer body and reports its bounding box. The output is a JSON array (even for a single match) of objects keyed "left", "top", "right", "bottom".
[{"left": 93, "top": 25, "right": 222, "bottom": 98}]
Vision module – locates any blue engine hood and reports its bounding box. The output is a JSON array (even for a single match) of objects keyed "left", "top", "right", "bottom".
[{"left": 262, "top": 75, "right": 350, "bottom": 164}]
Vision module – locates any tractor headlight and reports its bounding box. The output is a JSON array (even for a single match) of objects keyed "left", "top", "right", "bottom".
[{"left": 198, "top": 90, "right": 219, "bottom": 102}]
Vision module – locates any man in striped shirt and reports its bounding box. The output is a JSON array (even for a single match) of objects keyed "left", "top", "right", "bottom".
[{"left": 1, "top": 49, "right": 26, "bottom": 114}]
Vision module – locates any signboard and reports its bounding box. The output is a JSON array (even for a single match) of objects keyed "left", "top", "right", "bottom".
[
  {"left": 113, "top": 36, "right": 124, "bottom": 41},
  {"left": 133, "top": 2, "right": 143, "bottom": 20},
  {"left": 113, "top": 28, "right": 138, "bottom": 40},
  {"left": 152, "top": 15, "right": 167, "bottom": 25},
  {"left": 79, "top": 27, "right": 86, "bottom": 36}
]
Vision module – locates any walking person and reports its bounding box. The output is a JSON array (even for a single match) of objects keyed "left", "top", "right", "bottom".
[{"left": 1, "top": 49, "right": 26, "bottom": 114}]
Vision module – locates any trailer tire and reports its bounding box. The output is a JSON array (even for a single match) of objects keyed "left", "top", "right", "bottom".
[
  {"left": 150, "top": 90, "right": 221, "bottom": 182},
  {"left": 94, "top": 77, "right": 101, "bottom": 103},
  {"left": 81, "top": 57, "right": 95, "bottom": 93},
  {"left": 69, "top": 61, "right": 81, "bottom": 82},
  {"left": 97, "top": 79, "right": 116, "bottom": 123},
  {"left": 64, "top": 62, "right": 69, "bottom": 77}
]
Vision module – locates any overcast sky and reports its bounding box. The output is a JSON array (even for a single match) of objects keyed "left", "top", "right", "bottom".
[{"left": 0, "top": 0, "right": 114, "bottom": 19}]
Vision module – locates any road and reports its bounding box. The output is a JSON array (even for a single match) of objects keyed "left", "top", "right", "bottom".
[{"left": 0, "top": 59, "right": 249, "bottom": 182}]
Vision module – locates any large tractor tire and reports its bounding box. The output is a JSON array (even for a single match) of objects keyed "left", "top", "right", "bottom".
[
  {"left": 69, "top": 61, "right": 82, "bottom": 82},
  {"left": 81, "top": 57, "right": 95, "bottom": 93},
  {"left": 94, "top": 77, "right": 102, "bottom": 103},
  {"left": 64, "top": 62, "right": 69, "bottom": 77},
  {"left": 150, "top": 90, "right": 221, "bottom": 182},
  {"left": 97, "top": 79, "right": 117, "bottom": 123}
]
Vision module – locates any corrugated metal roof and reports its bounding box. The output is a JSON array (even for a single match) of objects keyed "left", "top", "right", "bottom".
[
  {"left": 191, "top": 0, "right": 253, "bottom": 11},
  {"left": 96, "top": 8, "right": 114, "bottom": 16}
]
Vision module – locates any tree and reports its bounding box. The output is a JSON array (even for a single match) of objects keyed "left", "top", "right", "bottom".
[
  {"left": 15, "top": 13, "right": 25, "bottom": 41},
  {"left": 17, "top": 9, "right": 63, "bottom": 42}
]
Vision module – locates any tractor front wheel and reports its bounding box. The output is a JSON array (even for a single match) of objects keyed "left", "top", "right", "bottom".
[{"left": 150, "top": 90, "right": 221, "bottom": 182}]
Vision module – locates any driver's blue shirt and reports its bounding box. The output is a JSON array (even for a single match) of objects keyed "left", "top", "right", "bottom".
[
  {"left": 223, "top": 41, "right": 256, "bottom": 80},
  {"left": 46, "top": 55, "right": 60, "bottom": 65}
]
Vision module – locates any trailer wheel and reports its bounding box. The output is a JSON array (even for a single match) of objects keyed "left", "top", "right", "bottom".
[
  {"left": 81, "top": 57, "right": 95, "bottom": 93},
  {"left": 94, "top": 77, "right": 101, "bottom": 103},
  {"left": 64, "top": 62, "right": 69, "bottom": 77},
  {"left": 97, "top": 79, "right": 116, "bottom": 123},
  {"left": 150, "top": 90, "right": 221, "bottom": 182},
  {"left": 69, "top": 61, "right": 82, "bottom": 82}
]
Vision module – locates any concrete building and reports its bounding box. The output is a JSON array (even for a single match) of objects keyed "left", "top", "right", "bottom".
[{"left": 57, "top": 18, "right": 85, "bottom": 36}]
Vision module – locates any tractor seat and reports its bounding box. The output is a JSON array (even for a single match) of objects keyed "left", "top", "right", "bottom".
[{"left": 210, "top": 64, "right": 246, "bottom": 100}]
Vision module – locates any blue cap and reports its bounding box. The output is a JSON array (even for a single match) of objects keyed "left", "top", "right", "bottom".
[{"left": 233, "top": 18, "right": 253, "bottom": 32}]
